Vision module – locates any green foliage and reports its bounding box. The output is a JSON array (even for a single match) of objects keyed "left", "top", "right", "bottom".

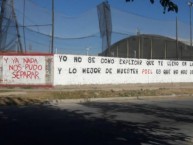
[{"left": 126, "top": 0, "right": 178, "bottom": 13}]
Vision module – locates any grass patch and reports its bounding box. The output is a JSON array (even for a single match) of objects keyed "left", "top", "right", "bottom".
[
  {"left": 0, "top": 90, "right": 17, "bottom": 93},
  {"left": 0, "top": 88, "right": 193, "bottom": 106},
  {"left": 0, "top": 96, "right": 44, "bottom": 106}
]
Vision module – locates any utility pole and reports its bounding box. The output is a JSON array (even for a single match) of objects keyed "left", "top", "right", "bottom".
[{"left": 51, "top": 0, "right": 54, "bottom": 54}]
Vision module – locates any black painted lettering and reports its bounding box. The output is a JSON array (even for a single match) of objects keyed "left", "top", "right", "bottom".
[
  {"left": 82, "top": 68, "right": 101, "bottom": 74},
  {"left": 182, "top": 62, "right": 187, "bottom": 66},
  {"left": 69, "top": 68, "right": 77, "bottom": 74},
  {"left": 163, "top": 69, "right": 171, "bottom": 75},
  {"left": 119, "top": 59, "right": 128, "bottom": 65},
  {"left": 181, "top": 70, "right": 187, "bottom": 74},
  {"left": 58, "top": 68, "right": 62, "bottom": 74},
  {"left": 119, "top": 59, "right": 142, "bottom": 65},
  {"left": 167, "top": 61, "right": 179, "bottom": 66},
  {"left": 74, "top": 57, "right": 82, "bottom": 63},
  {"left": 190, "top": 62, "right": 193, "bottom": 66},
  {"left": 88, "top": 57, "right": 95, "bottom": 63},
  {"left": 158, "top": 61, "right": 163, "bottom": 66},
  {"left": 117, "top": 68, "right": 138, "bottom": 74},
  {"left": 106, "top": 68, "right": 112, "bottom": 74},
  {"left": 59, "top": 55, "right": 67, "bottom": 62},
  {"left": 156, "top": 69, "right": 161, "bottom": 74},
  {"left": 146, "top": 60, "right": 154, "bottom": 66},
  {"left": 190, "top": 70, "right": 193, "bottom": 74},
  {"left": 173, "top": 70, "right": 178, "bottom": 75},
  {"left": 101, "top": 58, "right": 114, "bottom": 64}
]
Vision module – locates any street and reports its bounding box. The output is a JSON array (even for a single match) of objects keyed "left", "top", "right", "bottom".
[{"left": 0, "top": 96, "right": 193, "bottom": 145}]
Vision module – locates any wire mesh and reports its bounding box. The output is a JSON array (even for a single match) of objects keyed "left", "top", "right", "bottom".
[{"left": 0, "top": 0, "right": 191, "bottom": 57}]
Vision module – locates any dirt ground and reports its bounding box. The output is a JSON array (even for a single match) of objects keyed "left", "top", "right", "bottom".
[
  {"left": 53, "top": 83, "right": 193, "bottom": 91},
  {"left": 0, "top": 83, "right": 193, "bottom": 106}
]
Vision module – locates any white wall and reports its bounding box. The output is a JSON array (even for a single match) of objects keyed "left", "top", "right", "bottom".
[
  {"left": 54, "top": 54, "right": 193, "bottom": 85},
  {"left": 1, "top": 54, "right": 193, "bottom": 86},
  {"left": 1, "top": 55, "right": 46, "bottom": 84}
]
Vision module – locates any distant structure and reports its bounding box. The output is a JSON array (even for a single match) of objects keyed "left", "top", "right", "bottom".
[{"left": 99, "top": 34, "right": 193, "bottom": 61}]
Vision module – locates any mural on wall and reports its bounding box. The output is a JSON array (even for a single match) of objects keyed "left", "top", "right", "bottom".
[
  {"left": 54, "top": 54, "right": 193, "bottom": 85},
  {"left": 2, "top": 56, "right": 46, "bottom": 84}
]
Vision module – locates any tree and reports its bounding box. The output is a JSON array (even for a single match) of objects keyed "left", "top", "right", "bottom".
[{"left": 126, "top": 0, "right": 178, "bottom": 13}]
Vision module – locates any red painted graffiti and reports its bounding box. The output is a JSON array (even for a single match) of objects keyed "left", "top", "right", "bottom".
[
  {"left": 23, "top": 58, "right": 38, "bottom": 64},
  {"left": 6, "top": 57, "right": 44, "bottom": 80},
  {"left": 12, "top": 71, "right": 40, "bottom": 79},
  {"left": 142, "top": 69, "right": 153, "bottom": 74},
  {"left": 25, "top": 64, "right": 42, "bottom": 71},
  {"left": 9, "top": 64, "right": 22, "bottom": 71}
]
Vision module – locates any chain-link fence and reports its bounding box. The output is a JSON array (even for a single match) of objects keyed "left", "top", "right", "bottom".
[{"left": 0, "top": 0, "right": 191, "bottom": 57}]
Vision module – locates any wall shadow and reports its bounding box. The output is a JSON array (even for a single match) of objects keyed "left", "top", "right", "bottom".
[
  {"left": 0, "top": 101, "right": 192, "bottom": 145},
  {"left": 81, "top": 101, "right": 193, "bottom": 123}
]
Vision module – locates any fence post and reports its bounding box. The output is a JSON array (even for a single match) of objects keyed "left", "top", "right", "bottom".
[
  {"left": 165, "top": 41, "right": 167, "bottom": 59},
  {"left": 127, "top": 39, "right": 129, "bottom": 58},
  {"left": 150, "top": 38, "right": 153, "bottom": 59},
  {"left": 117, "top": 45, "right": 118, "bottom": 57}
]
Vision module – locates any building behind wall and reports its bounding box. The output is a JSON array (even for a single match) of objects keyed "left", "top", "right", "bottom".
[{"left": 99, "top": 34, "right": 193, "bottom": 61}]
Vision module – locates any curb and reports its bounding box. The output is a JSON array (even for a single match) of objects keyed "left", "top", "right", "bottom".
[{"left": 48, "top": 94, "right": 190, "bottom": 105}]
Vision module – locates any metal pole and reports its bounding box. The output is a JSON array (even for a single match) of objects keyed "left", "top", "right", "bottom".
[
  {"left": 51, "top": 0, "right": 54, "bottom": 54},
  {"left": 126, "top": 39, "right": 129, "bottom": 58},
  {"left": 103, "top": 3, "right": 110, "bottom": 56},
  {"left": 188, "top": 1, "right": 193, "bottom": 47},
  {"left": 150, "top": 38, "right": 153, "bottom": 59},
  {"left": 176, "top": 16, "right": 178, "bottom": 59},
  {"left": 165, "top": 41, "right": 167, "bottom": 59},
  {"left": 138, "top": 35, "right": 140, "bottom": 58},
  {"left": 23, "top": 0, "right": 27, "bottom": 53},
  {"left": 11, "top": 0, "right": 23, "bottom": 53},
  {"left": 117, "top": 45, "right": 118, "bottom": 57},
  {"left": 190, "top": 4, "right": 192, "bottom": 47},
  {"left": 0, "top": 0, "right": 6, "bottom": 50}
]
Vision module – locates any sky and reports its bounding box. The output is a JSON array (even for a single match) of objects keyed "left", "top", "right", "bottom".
[
  {"left": 13, "top": 0, "right": 193, "bottom": 54},
  {"left": 30, "top": 0, "right": 191, "bottom": 24}
]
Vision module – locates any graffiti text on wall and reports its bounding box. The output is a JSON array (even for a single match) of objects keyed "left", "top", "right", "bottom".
[
  {"left": 4, "top": 57, "right": 42, "bottom": 79},
  {"left": 3, "top": 56, "right": 45, "bottom": 84},
  {"left": 54, "top": 54, "right": 193, "bottom": 85}
]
